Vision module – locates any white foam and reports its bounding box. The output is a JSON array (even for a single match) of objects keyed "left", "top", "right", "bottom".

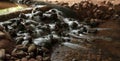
[{"left": 62, "top": 42, "right": 87, "bottom": 49}]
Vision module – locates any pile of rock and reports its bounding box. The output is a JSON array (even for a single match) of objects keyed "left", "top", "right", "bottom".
[
  {"left": 0, "top": 0, "right": 119, "bottom": 61},
  {"left": 0, "top": 4, "right": 107, "bottom": 60}
]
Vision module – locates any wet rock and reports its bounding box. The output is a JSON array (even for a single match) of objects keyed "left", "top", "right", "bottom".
[
  {"left": 71, "top": 22, "right": 78, "bottom": 29},
  {"left": 33, "top": 37, "right": 51, "bottom": 47},
  {"left": 33, "top": 11, "right": 43, "bottom": 17},
  {"left": 25, "top": 20, "right": 38, "bottom": 26},
  {"left": 19, "top": 13, "right": 28, "bottom": 19},
  {"left": 22, "top": 40, "right": 29, "bottom": 46},
  {"left": 16, "top": 37, "right": 24, "bottom": 44},
  {"left": 25, "top": 24, "right": 36, "bottom": 31}
]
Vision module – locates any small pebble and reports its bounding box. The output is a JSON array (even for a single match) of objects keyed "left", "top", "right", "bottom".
[
  {"left": 21, "top": 57, "right": 28, "bottom": 61},
  {"left": 36, "top": 55, "right": 43, "bottom": 61},
  {"left": 28, "top": 58, "right": 37, "bottom": 61}
]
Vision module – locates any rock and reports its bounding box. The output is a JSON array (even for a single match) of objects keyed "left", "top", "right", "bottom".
[
  {"left": 0, "top": 32, "right": 15, "bottom": 53},
  {"left": 28, "top": 44, "right": 37, "bottom": 53},
  {"left": 15, "top": 59, "right": 21, "bottom": 61},
  {"left": 16, "top": 37, "right": 24, "bottom": 44},
  {"left": 22, "top": 41, "right": 29, "bottom": 46},
  {"left": 0, "top": 49, "right": 5, "bottom": 59},
  {"left": 0, "top": 26, "right": 4, "bottom": 31},
  {"left": 28, "top": 58, "right": 37, "bottom": 61},
  {"left": 16, "top": 45, "right": 28, "bottom": 52},
  {"left": 16, "top": 51, "right": 27, "bottom": 58},
  {"left": 19, "top": 13, "right": 28, "bottom": 19},
  {"left": 12, "top": 49, "right": 27, "bottom": 58},
  {"left": 5, "top": 54, "right": 11, "bottom": 60},
  {"left": 43, "top": 56, "right": 50, "bottom": 61},
  {"left": 28, "top": 52, "right": 34, "bottom": 58},
  {"left": 21, "top": 57, "right": 28, "bottom": 61},
  {"left": 0, "top": 31, "right": 5, "bottom": 36},
  {"left": 11, "top": 56, "right": 17, "bottom": 60},
  {"left": 26, "top": 55, "right": 30, "bottom": 59},
  {"left": 41, "top": 47, "right": 49, "bottom": 53},
  {"left": 72, "top": 58, "right": 77, "bottom": 61},
  {"left": 0, "top": 31, "right": 6, "bottom": 40},
  {"left": 36, "top": 55, "right": 42, "bottom": 61}
]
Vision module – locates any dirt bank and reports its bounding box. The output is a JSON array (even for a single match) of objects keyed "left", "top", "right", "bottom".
[{"left": 0, "top": 2, "right": 17, "bottom": 9}]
